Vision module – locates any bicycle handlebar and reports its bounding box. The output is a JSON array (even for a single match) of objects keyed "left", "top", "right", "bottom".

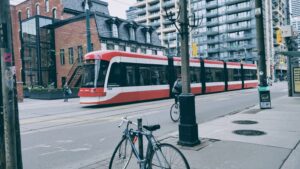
[{"left": 118, "top": 117, "right": 137, "bottom": 128}]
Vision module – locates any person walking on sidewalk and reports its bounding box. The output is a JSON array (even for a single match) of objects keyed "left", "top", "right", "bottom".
[{"left": 63, "top": 82, "right": 71, "bottom": 102}]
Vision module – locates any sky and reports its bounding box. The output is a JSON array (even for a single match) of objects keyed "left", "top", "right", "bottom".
[{"left": 10, "top": 0, "right": 135, "bottom": 19}]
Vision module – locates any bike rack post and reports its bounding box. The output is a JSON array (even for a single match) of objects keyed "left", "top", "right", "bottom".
[{"left": 137, "top": 118, "right": 144, "bottom": 161}]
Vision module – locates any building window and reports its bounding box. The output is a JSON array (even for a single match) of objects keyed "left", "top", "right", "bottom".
[
  {"left": 26, "top": 8, "right": 30, "bottom": 18},
  {"left": 68, "top": 47, "right": 74, "bottom": 64},
  {"left": 60, "top": 49, "right": 65, "bottom": 65},
  {"left": 141, "top": 48, "right": 146, "bottom": 54},
  {"left": 152, "top": 50, "right": 157, "bottom": 55},
  {"left": 119, "top": 45, "right": 126, "bottom": 51},
  {"left": 36, "top": 4, "right": 40, "bottom": 15},
  {"left": 91, "top": 43, "right": 94, "bottom": 51},
  {"left": 52, "top": 8, "right": 57, "bottom": 19},
  {"left": 146, "top": 32, "right": 151, "bottom": 43},
  {"left": 18, "top": 11, "right": 22, "bottom": 22},
  {"left": 130, "top": 46, "right": 137, "bottom": 53},
  {"left": 112, "top": 24, "right": 118, "bottom": 38},
  {"left": 107, "top": 44, "right": 115, "bottom": 50},
  {"left": 45, "top": 0, "right": 49, "bottom": 12},
  {"left": 130, "top": 27, "right": 135, "bottom": 40},
  {"left": 78, "top": 46, "right": 83, "bottom": 63}
]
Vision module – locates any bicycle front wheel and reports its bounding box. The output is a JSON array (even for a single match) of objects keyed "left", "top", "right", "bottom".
[
  {"left": 170, "top": 104, "right": 180, "bottom": 122},
  {"left": 109, "top": 137, "right": 133, "bottom": 169},
  {"left": 149, "top": 143, "right": 190, "bottom": 169}
]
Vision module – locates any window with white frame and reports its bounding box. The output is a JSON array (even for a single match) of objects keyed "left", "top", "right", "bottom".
[
  {"left": 36, "top": 4, "right": 40, "bottom": 15},
  {"left": 130, "top": 27, "right": 135, "bottom": 40},
  {"left": 146, "top": 31, "right": 151, "bottom": 43},
  {"left": 52, "top": 8, "right": 57, "bottom": 19},
  {"left": 112, "top": 24, "right": 118, "bottom": 38},
  {"left": 26, "top": 8, "right": 30, "bottom": 18},
  {"left": 45, "top": 0, "right": 49, "bottom": 12}
]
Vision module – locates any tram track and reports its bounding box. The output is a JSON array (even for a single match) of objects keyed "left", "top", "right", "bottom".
[{"left": 20, "top": 88, "right": 258, "bottom": 134}]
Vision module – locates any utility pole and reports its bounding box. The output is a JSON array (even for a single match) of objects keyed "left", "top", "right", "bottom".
[
  {"left": 255, "top": 0, "right": 271, "bottom": 109},
  {"left": 84, "top": 0, "right": 92, "bottom": 52},
  {"left": 0, "top": 0, "right": 23, "bottom": 168},
  {"left": 177, "top": 0, "right": 200, "bottom": 146}
]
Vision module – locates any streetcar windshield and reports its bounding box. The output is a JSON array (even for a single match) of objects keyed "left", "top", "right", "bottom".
[{"left": 81, "top": 60, "right": 109, "bottom": 88}]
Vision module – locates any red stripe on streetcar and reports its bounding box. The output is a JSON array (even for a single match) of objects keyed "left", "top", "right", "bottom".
[
  {"left": 206, "top": 85, "right": 225, "bottom": 93},
  {"left": 227, "top": 84, "right": 242, "bottom": 90}
]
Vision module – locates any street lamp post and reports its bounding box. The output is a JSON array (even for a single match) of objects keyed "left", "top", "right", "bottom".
[
  {"left": 177, "top": 0, "right": 200, "bottom": 146},
  {"left": 255, "top": 0, "right": 271, "bottom": 109},
  {"left": 84, "top": 0, "right": 92, "bottom": 53}
]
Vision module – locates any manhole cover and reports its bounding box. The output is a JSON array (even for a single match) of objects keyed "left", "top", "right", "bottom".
[
  {"left": 232, "top": 120, "right": 258, "bottom": 125},
  {"left": 233, "top": 130, "right": 266, "bottom": 136}
]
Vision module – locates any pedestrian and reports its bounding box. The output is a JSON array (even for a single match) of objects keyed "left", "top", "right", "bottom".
[
  {"left": 172, "top": 75, "right": 182, "bottom": 104},
  {"left": 63, "top": 82, "right": 71, "bottom": 102}
]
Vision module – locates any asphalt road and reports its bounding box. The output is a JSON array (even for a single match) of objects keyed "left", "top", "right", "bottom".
[{"left": 18, "top": 82, "right": 288, "bottom": 169}]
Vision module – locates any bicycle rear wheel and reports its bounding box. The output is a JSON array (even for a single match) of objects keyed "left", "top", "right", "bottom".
[
  {"left": 109, "top": 137, "right": 133, "bottom": 169},
  {"left": 149, "top": 143, "right": 190, "bottom": 169},
  {"left": 170, "top": 103, "right": 180, "bottom": 122}
]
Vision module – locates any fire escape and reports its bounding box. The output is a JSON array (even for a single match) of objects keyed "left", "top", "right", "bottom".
[{"left": 66, "top": 58, "right": 84, "bottom": 88}]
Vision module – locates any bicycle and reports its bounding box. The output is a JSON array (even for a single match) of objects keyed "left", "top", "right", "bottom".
[
  {"left": 170, "top": 95, "right": 180, "bottom": 122},
  {"left": 109, "top": 117, "right": 190, "bottom": 169}
]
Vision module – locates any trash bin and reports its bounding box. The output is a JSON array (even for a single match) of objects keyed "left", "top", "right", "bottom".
[{"left": 258, "top": 86, "right": 271, "bottom": 109}]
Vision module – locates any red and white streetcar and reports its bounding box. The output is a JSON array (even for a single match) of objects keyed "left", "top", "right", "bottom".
[{"left": 78, "top": 51, "right": 258, "bottom": 105}]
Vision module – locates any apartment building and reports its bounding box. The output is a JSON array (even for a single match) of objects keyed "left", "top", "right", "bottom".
[{"left": 130, "top": 0, "right": 181, "bottom": 56}]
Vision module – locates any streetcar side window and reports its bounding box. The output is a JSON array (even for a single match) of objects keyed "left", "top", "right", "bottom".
[
  {"left": 139, "top": 65, "right": 151, "bottom": 86},
  {"left": 244, "top": 69, "right": 257, "bottom": 80},
  {"left": 125, "top": 64, "right": 136, "bottom": 86},
  {"left": 227, "top": 68, "right": 242, "bottom": 81},
  {"left": 150, "top": 66, "right": 160, "bottom": 85},
  {"left": 108, "top": 63, "right": 125, "bottom": 87},
  {"left": 205, "top": 67, "right": 224, "bottom": 82},
  {"left": 190, "top": 67, "right": 201, "bottom": 83}
]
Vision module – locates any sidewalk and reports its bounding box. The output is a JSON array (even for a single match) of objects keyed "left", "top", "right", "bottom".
[{"left": 166, "top": 95, "right": 300, "bottom": 169}]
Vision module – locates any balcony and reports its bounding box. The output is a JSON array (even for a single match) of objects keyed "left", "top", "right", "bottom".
[
  {"left": 150, "top": 21, "right": 160, "bottom": 27},
  {"left": 136, "top": 8, "right": 146, "bottom": 15},
  {"left": 226, "top": 33, "right": 255, "bottom": 42},
  {"left": 226, "top": 25, "right": 255, "bottom": 33},
  {"left": 206, "top": 30, "right": 219, "bottom": 35},
  {"left": 207, "top": 47, "right": 220, "bottom": 53},
  {"left": 206, "top": 1, "right": 218, "bottom": 9},
  {"left": 226, "top": 5, "right": 252, "bottom": 15},
  {"left": 148, "top": 4, "right": 160, "bottom": 12},
  {"left": 206, "top": 20, "right": 219, "bottom": 27},
  {"left": 206, "top": 11, "right": 218, "bottom": 18},
  {"left": 226, "top": 15, "right": 253, "bottom": 24},
  {"left": 207, "top": 38, "right": 219, "bottom": 44},
  {"left": 162, "top": 1, "right": 175, "bottom": 8},
  {"left": 225, "top": 0, "right": 248, "bottom": 5}
]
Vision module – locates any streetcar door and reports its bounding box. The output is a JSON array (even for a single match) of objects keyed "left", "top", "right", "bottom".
[{"left": 107, "top": 62, "right": 125, "bottom": 99}]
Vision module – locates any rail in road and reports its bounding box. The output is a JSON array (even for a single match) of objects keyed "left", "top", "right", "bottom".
[{"left": 19, "top": 82, "right": 288, "bottom": 169}]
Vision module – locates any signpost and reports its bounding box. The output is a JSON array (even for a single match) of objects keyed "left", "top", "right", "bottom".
[{"left": 293, "top": 67, "right": 300, "bottom": 93}]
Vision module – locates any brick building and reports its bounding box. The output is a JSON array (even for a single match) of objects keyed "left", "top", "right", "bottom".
[{"left": 10, "top": 0, "right": 163, "bottom": 101}]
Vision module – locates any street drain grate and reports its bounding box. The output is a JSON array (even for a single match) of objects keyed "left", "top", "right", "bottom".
[
  {"left": 232, "top": 120, "right": 258, "bottom": 125},
  {"left": 233, "top": 130, "right": 266, "bottom": 136}
]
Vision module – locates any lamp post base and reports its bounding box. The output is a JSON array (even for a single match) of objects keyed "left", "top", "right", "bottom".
[{"left": 178, "top": 93, "right": 201, "bottom": 147}]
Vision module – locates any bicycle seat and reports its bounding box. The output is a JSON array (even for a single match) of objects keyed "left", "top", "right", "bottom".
[{"left": 143, "top": 125, "right": 160, "bottom": 131}]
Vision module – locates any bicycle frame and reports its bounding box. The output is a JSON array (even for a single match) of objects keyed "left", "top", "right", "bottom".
[{"left": 121, "top": 121, "right": 171, "bottom": 169}]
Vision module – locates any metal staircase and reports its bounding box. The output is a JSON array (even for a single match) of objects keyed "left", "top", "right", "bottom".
[{"left": 66, "top": 59, "right": 84, "bottom": 88}]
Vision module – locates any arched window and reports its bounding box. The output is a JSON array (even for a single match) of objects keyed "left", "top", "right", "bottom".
[
  {"left": 36, "top": 4, "right": 40, "bottom": 15},
  {"left": 146, "top": 32, "right": 151, "bottom": 43},
  {"left": 26, "top": 8, "right": 30, "bottom": 18},
  {"left": 52, "top": 8, "right": 57, "bottom": 19},
  {"left": 112, "top": 24, "right": 118, "bottom": 38},
  {"left": 18, "top": 11, "right": 22, "bottom": 22},
  {"left": 130, "top": 27, "right": 135, "bottom": 40},
  {"left": 45, "top": 0, "right": 49, "bottom": 12}
]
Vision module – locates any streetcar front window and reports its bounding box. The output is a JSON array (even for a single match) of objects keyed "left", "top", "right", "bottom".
[{"left": 81, "top": 60, "right": 109, "bottom": 88}]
